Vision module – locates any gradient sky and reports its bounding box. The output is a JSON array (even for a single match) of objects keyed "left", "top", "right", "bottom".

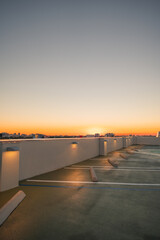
[{"left": 1, "top": 0, "right": 160, "bottom": 135}]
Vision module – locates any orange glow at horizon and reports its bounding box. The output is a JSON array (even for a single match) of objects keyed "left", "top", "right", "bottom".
[{"left": 0, "top": 123, "right": 159, "bottom": 136}]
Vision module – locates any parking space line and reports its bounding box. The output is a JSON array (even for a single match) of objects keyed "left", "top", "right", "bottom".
[
  {"left": 20, "top": 183, "right": 160, "bottom": 191},
  {"left": 96, "top": 169, "right": 160, "bottom": 172},
  {"left": 27, "top": 179, "right": 160, "bottom": 186},
  {"left": 71, "top": 165, "right": 160, "bottom": 169},
  {"left": 135, "top": 151, "right": 160, "bottom": 157},
  {"left": 89, "top": 158, "right": 109, "bottom": 160},
  {"left": 71, "top": 165, "right": 110, "bottom": 168},
  {"left": 90, "top": 156, "right": 160, "bottom": 161},
  {"left": 119, "top": 167, "right": 160, "bottom": 169},
  {"left": 64, "top": 167, "right": 112, "bottom": 170},
  {"left": 64, "top": 167, "right": 90, "bottom": 170},
  {"left": 119, "top": 159, "right": 160, "bottom": 162},
  {"left": 64, "top": 167, "right": 160, "bottom": 172}
]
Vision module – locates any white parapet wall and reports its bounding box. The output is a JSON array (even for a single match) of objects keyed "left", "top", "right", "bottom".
[
  {"left": 0, "top": 142, "right": 20, "bottom": 192},
  {"left": 20, "top": 137, "right": 134, "bottom": 179},
  {"left": 125, "top": 137, "right": 134, "bottom": 147},
  {"left": 1, "top": 136, "right": 159, "bottom": 192},
  {"left": 136, "top": 137, "right": 160, "bottom": 145},
  {"left": 99, "top": 137, "right": 133, "bottom": 156},
  {"left": 19, "top": 138, "right": 99, "bottom": 180}
]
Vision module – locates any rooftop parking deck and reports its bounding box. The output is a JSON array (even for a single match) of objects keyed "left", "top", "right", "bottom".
[{"left": 0, "top": 145, "right": 160, "bottom": 240}]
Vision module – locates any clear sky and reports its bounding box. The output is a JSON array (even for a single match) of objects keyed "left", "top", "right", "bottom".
[{"left": 1, "top": 0, "right": 160, "bottom": 135}]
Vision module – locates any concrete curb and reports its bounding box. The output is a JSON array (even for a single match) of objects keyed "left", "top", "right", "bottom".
[
  {"left": 120, "top": 153, "right": 127, "bottom": 159},
  {"left": 126, "top": 150, "right": 134, "bottom": 154},
  {"left": 90, "top": 167, "right": 98, "bottom": 182},
  {"left": 0, "top": 190, "right": 26, "bottom": 226},
  {"left": 108, "top": 159, "right": 118, "bottom": 168}
]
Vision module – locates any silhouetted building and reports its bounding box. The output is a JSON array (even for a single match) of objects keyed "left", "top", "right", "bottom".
[
  {"left": 105, "top": 133, "right": 115, "bottom": 137},
  {"left": 95, "top": 133, "right": 100, "bottom": 137}
]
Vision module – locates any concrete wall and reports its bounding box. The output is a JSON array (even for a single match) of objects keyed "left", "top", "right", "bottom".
[
  {"left": 99, "top": 137, "right": 132, "bottom": 155},
  {"left": 1, "top": 136, "right": 159, "bottom": 191},
  {"left": 125, "top": 137, "right": 134, "bottom": 147},
  {"left": 136, "top": 137, "right": 160, "bottom": 145},
  {"left": 105, "top": 137, "right": 124, "bottom": 153},
  {"left": 19, "top": 138, "right": 99, "bottom": 180},
  {"left": 0, "top": 142, "right": 20, "bottom": 192},
  {"left": 20, "top": 137, "right": 134, "bottom": 179}
]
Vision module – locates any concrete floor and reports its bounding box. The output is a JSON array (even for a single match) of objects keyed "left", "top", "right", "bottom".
[{"left": 0, "top": 145, "right": 160, "bottom": 240}]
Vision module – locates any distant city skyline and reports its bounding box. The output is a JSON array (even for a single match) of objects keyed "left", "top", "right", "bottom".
[
  {"left": 1, "top": 0, "right": 160, "bottom": 135},
  {"left": 0, "top": 131, "right": 157, "bottom": 140},
  {"left": 0, "top": 126, "right": 159, "bottom": 136}
]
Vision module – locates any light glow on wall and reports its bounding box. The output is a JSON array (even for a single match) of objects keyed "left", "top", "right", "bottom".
[
  {"left": 104, "top": 140, "right": 107, "bottom": 155},
  {"left": 2, "top": 151, "right": 19, "bottom": 160},
  {"left": 71, "top": 142, "right": 78, "bottom": 149}
]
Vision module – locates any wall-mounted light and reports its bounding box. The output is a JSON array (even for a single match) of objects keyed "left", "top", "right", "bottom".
[
  {"left": 104, "top": 139, "right": 108, "bottom": 155},
  {"left": 114, "top": 139, "right": 117, "bottom": 143},
  {"left": 5, "top": 147, "right": 19, "bottom": 152}
]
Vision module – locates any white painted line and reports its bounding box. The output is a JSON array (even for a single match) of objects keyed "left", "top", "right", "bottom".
[
  {"left": 65, "top": 166, "right": 112, "bottom": 169},
  {"left": 89, "top": 158, "right": 109, "bottom": 161},
  {"left": 118, "top": 159, "right": 160, "bottom": 162},
  {"left": 0, "top": 191, "right": 26, "bottom": 226},
  {"left": 72, "top": 165, "right": 160, "bottom": 169},
  {"left": 118, "top": 167, "right": 160, "bottom": 169},
  {"left": 27, "top": 179, "right": 160, "bottom": 186},
  {"left": 89, "top": 157, "right": 124, "bottom": 161},
  {"left": 96, "top": 169, "right": 160, "bottom": 172},
  {"left": 72, "top": 165, "right": 112, "bottom": 168},
  {"left": 135, "top": 151, "right": 160, "bottom": 157},
  {"left": 65, "top": 167, "right": 90, "bottom": 170},
  {"left": 65, "top": 167, "right": 160, "bottom": 172},
  {"left": 65, "top": 167, "right": 112, "bottom": 170}
]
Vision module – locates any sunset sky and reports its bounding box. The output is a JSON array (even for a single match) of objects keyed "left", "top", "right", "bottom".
[{"left": 1, "top": 0, "right": 160, "bottom": 136}]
